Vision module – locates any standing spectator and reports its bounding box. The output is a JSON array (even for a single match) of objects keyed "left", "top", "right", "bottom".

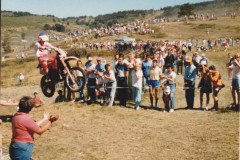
[
  {"left": 33, "top": 91, "right": 44, "bottom": 108},
  {"left": 198, "top": 65, "right": 212, "bottom": 110},
  {"left": 184, "top": 57, "right": 197, "bottom": 109},
  {"left": 9, "top": 96, "right": 58, "bottom": 160},
  {"left": 192, "top": 52, "right": 201, "bottom": 75},
  {"left": 103, "top": 64, "right": 116, "bottom": 107},
  {"left": 199, "top": 54, "right": 208, "bottom": 66},
  {"left": 142, "top": 54, "right": 152, "bottom": 90},
  {"left": 76, "top": 60, "right": 85, "bottom": 102},
  {"left": 131, "top": 64, "right": 143, "bottom": 110},
  {"left": 176, "top": 52, "right": 184, "bottom": 75},
  {"left": 228, "top": 54, "right": 240, "bottom": 111},
  {"left": 126, "top": 53, "right": 136, "bottom": 99},
  {"left": 158, "top": 52, "right": 165, "bottom": 71},
  {"left": 209, "top": 65, "right": 224, "bottom": 111},
  {"left": 148, "top": 60, "right": 162, "bottom": 108},
  {"left": 162, "top": 65, "right": 176, "bottom": 112},
  {"left": 188, "top": 40, "right": 192, "bottom": 52},
  {"left": 95, "top": 57, "right": 105, "bottom": 105},
  {"left": 226, "top": 53, "right": 233, "bottom": 80},
  {"left": 85, "top": 57, "right": 96, "bottom": 103},
  {"left": 164, "top": 49, "right": 175, "bottom": 70},
  {"left": 18, "top": 73, "right": 24, "bottom": 85},
  {"left": 115, "top": 56, "right": 129, "bottom": 107}
]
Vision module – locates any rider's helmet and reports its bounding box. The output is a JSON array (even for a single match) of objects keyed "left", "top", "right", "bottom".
[{"left": 38, "top": 32, "right": 49, "bottom": 42}]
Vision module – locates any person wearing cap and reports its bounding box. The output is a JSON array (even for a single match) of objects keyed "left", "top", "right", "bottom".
[
  {"left": 184, "top": 57, "right": 197, "bottom": 109},
  {"left": 85, "top": 56, "right": 97, "bottom": 103},
  {"left": 33, "top": 91, "right": 44, "bottom": 108},
  {"left": 34, "top": 32, "right": 59, "bottom": 74},
  {"left": 95, "top": 57, "right": 106, "bottom": 105}
]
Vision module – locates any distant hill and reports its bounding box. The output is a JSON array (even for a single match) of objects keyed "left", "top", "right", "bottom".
[
  {"left": 160, "top": 0, "right": 240, "bottom": 20},
  {"left": 1, "top": 0, "right": 239, "bottom": 28},
  {"left": 1, "top": 0, "right": 239, "bottom": 55}
]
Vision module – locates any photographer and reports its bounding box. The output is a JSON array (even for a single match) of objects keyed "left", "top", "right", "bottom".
[
  {"left": 198, "top": 65, "right": 212, "bottom": 110},
  {"left": 228, "top": 54, "right": 240, "bottom": 111}
]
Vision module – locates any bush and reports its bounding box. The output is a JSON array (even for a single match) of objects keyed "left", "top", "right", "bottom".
[
  {"left": 151, "top": 32, "right": 167, "bottom": 38},
  {"left": 67, "top": 48, "right": 88, "bottom": 58}
]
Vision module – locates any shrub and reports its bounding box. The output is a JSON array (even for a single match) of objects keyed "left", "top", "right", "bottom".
[{"left": 67, "top": 48, "right": 88, "bottom": 58}]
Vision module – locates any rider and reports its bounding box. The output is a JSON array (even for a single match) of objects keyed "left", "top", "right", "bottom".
[{"left": 34, "top": 32, "right": 59, "bottom": 74}]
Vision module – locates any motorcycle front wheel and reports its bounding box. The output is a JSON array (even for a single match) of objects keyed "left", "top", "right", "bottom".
[
  {"left": 65, "top": 67, "right": 86, "bottom": 92},
  {"left": 40, "top": 75, "right": 55, "bottom": 97}
]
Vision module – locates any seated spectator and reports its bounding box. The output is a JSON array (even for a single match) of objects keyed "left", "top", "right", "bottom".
[
  {"left": 55, "top": 90, "right": 66, "bottom": 103},
  {"left": 33, "top": 91, "right": 44, "bottom": 108}
]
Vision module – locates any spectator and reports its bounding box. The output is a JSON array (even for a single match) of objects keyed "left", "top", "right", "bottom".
[
  {"left": 115, "top": 56, "right": 129, "bottom": 107},
  {"left": 226, "top": 53, "right": 233, "bottom": 80},
  {"left": 162, "top": 65, "right": 176, "bottom": 112},
  {"left": 103, "top": 64, "right": 116, "bottom": 107},
  {"left": 9, "top": 96, "right": 57, "bottom": 160},
  {"left": 198, "top": 65, "right": 212, "bottom": 110},
  {"left": 85, "top": 57, "right": 97, "bottom": 103},
  {"left": 142, "top": 54, "right": 152, "bottom": 90},
  {"left": 55, "top": 90, "right": 66, "bottom": 103},
  {"left": 164, "top": 49, "right": 175, "bottom": 69},
  {"left": 95, "top": 57, "right": 106, "bottom": 105},
  {"left": 33, "top": 91, "right": 44, "bottom": 108},
  {"left": 184, "top": 57, "right": 197, "bottom": 109},
  {"left": 131, "top": 64, "right": 143, "bottom": 110},
  {"left": 192, "top": 52, "right": 201, "bottom": 75},
  {"left": 76, "top": 60, "right": 85, "bottom": 103},
  {"left": 209, "top": 65, "right": 225, "bottom": 111},
  {"left": 199, "top": 53, "right": 208, "bottom": 66},
  {"left": 18, "top": 73, "right": 24, "bottom": 85},
  {"left": 176, "top": 52, "right": 184, "bottom": 75},
  {"left": 158, "top": 52, "right": 165, "bottom": 71},
  {"left": 228, "top": 54, "right": 240, "bottom": 111},
  {"left": 148, "top": 59, "right": 162, "bottom": 108}
]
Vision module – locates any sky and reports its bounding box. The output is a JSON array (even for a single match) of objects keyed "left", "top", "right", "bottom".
[{"left": 2, "top": 0, "right": 212, "bottom": 18}]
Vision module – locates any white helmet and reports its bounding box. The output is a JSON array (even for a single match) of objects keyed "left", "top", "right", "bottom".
[{"left": 38, "top": 32, "right": 49, "bottom": 42}]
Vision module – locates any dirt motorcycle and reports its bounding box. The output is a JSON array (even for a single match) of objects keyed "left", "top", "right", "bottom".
[{"left": 40, "top": 49, "right": 86, "bottom": 97}]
